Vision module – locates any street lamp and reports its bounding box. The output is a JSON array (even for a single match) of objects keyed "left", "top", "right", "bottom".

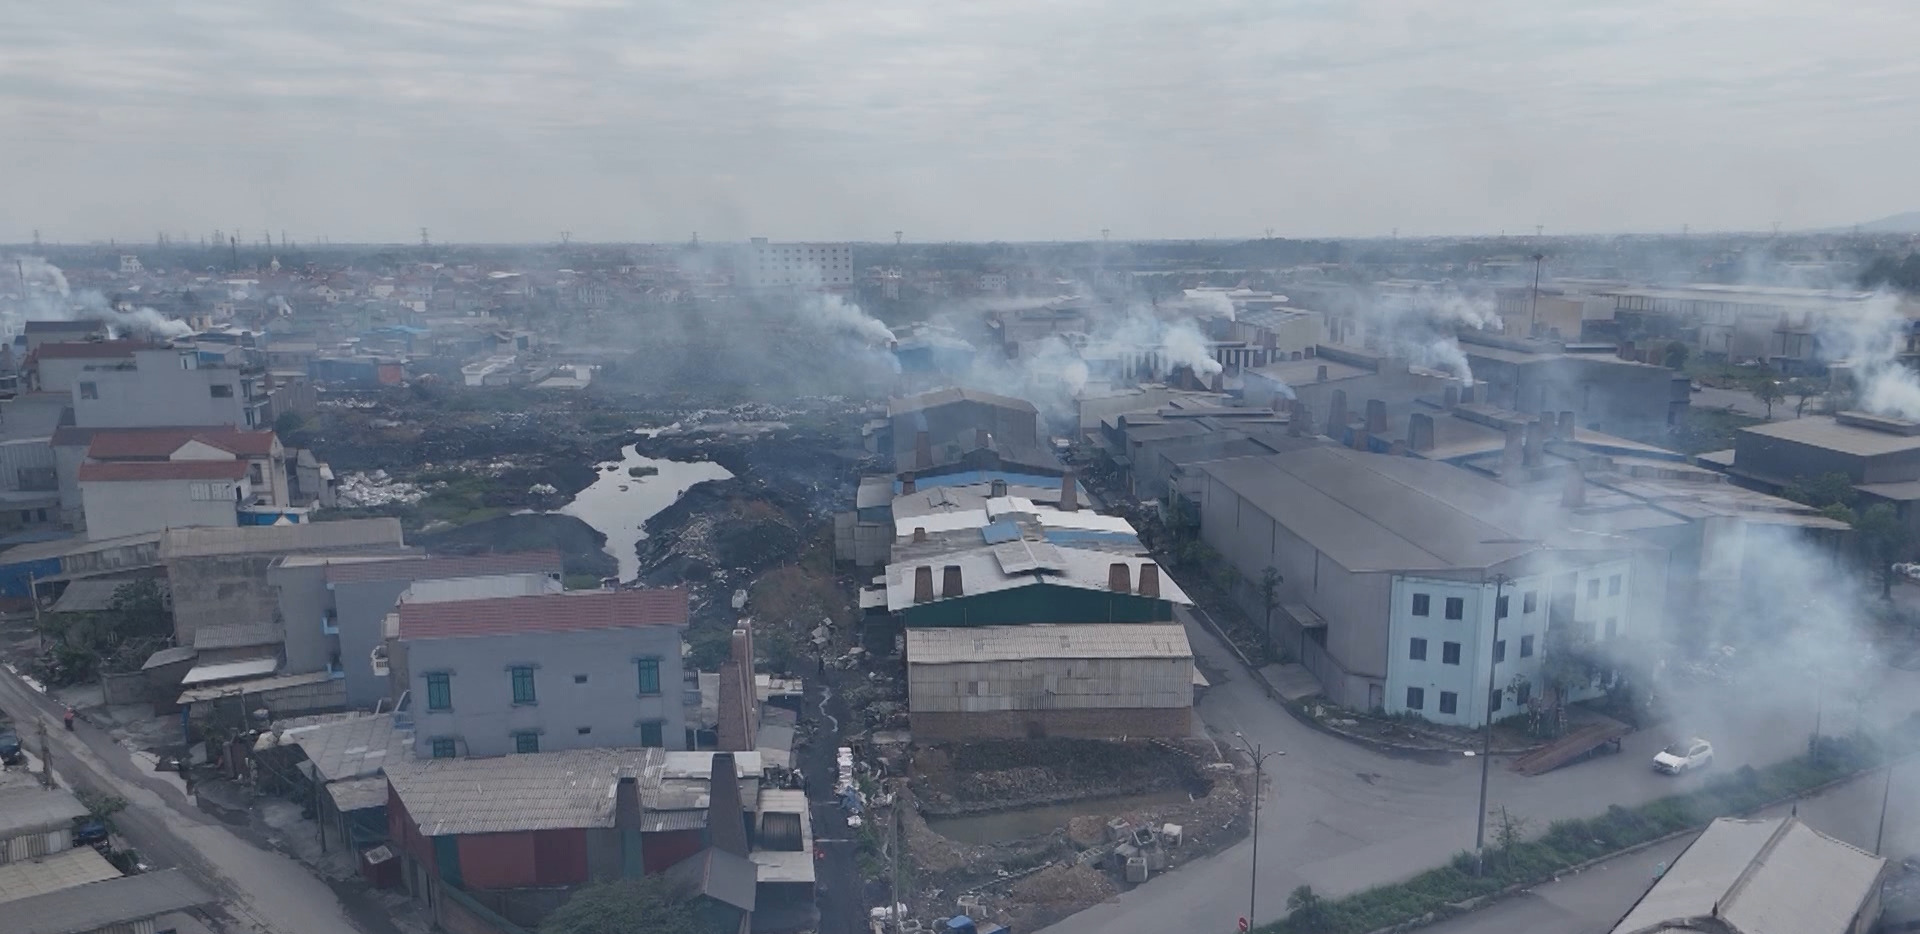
[
  {"left": 1474, "top": 573, "right": 1513, "bottom": 876},
  {"left": 1234, "top": 732, "right": 1285, "bottom": 929}
]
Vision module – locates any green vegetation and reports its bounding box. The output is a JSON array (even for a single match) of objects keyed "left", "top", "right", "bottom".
[
  {"left": 540, "top": 877, "right": 720, "bottom": 934},
  {"left": 1257, "top": 733, "right": 1894, "bottom": 934},
  {"left": 1779, "top": 473, "right": 1912, "bottom": 593},
  {"left": 1669, "top": 407, "right": 1762, "bottom": 455},
  {"left": 30, "top": 579, "right": 175, "bottom": 687}
]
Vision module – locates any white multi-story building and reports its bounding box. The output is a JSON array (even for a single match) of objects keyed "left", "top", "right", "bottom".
[{"left": 740, "top": 239, "right": 853, "bottom": 290}]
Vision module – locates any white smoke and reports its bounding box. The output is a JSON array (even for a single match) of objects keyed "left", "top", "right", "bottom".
[
  {"left": 271, "top": 295, "right": 293, "bottom": 317},
  {"left": 1158, "top": 318, "right": 1225, "bottom": 377},
  {"left": 3, "top": 256, "right": 194, "bottom": 340},
  {"left": 798, "top": 293, "right": 895, "bottom": 344},
  {"left": 1180, "top": 289, "right": 1237, "bottom": 322},
  {"left": 1348, "top": 283, "right": 1503, "bottom": 386},
  {"left": 1820, "top": 292, "right": 1920, "bottom": 419}
]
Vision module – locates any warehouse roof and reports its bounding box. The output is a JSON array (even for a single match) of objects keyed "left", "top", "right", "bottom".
[
  {"left": 159, "top": 518, "right": 405, "bottom": 558},
  {"left": 1610, "top": 816, "right": 1884, "bottom": 934},
  {"left": 884, "top": 545, "right": 1188, "bottom": 610},
  {"left": 385, "top": 747, "right": 668, "bottom": 835},
  {"left": 1739, "top": 415, "right": 1920, "bottom": 457},
  {"left": 907, "top": 623, "right": 1193, "bottom": 664},
  {"left": 0, "top": 845, "right": 121, "bottom": 899},
  {"left": 889, "top": 387, "right": 1037, "bottom": 417},
  {"left": 8, "top": 869, "right": 214, "bottom": 934},
  {"left": 29, "top": 340, "right": 153, "bottom": 360},
  {"left": 397, "top": 587, "right": 688, "bottom": 640},
  {"left": 47, "top": 576, "right": 164, "bottom": 615},
  {"left": 258, "top": 712, "right": 407, "bottom": 783},
  {"left": 0, "top": 786, "right": 90, "bottom": 840},
  {"left": 1197, "top": 447, "right": 1632, "bottom": 573},
  {"left": 318, "top": 550, "right": 562, "bottom": 583}
]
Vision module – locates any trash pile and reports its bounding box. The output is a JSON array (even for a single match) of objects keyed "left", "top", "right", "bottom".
[{"left": 334, "top": 470, "right": 429, "bottom": 507}]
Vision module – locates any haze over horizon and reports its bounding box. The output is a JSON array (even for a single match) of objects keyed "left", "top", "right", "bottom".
[{"left": 5, "top": 1, "right": 1919, "bottom": 245}]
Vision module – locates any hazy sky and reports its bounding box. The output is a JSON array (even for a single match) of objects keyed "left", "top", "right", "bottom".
[{"left": 4, "top": 1, "right": 1918, "bottom": 244}]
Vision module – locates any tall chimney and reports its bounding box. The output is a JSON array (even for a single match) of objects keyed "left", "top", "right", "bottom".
[
  {"left": 1523, "top": 415, "right": 1548, "bottom": 467},
  {"left": 1557, "top": 410, "right": 1575, "bottom": 441},
  {"left": 1327, "top": 389, "right": 1348, "bottom": 433},
  {"left": 1291, "top": 398, "right": 1314, "bottom": 436},
  {"left": 1408, "top": 412, "right": 1436, "bottom": 452},
  {"left": 615, "top": 775, "right": 642, "bottom": 833},
  {"left": 913, "top": 566, "right": 934, "bottom": 603},
  {"left": 901, "top": 474, "right": 916, "bottom": 495},
  {"left": 1287, "top": 400, "right": 1304, "bottom": 437},
  {"left": 941, "top": 564, "right": 963, "bottom": 598},
  {"left": 1562, "top": 469, "right": 1587, "bottom": 508},
  {"left": 1210, "top": 370, "right": 1224, "bottom": 393},
  {"left": 1270, "top": 394, "right": 1284, "bottom": 413},
  {"left": 915, "top": 430, "right": 932, "bottom": 469},
  {"left": 1502, "top": 423, "right": 1525, "bottom": 474},
  {"left": 1138, "top": 564, "right": 1160, "bottom": 598},
  {"left": 1366, "top": 398, "right": 1388, "bottom": 435},
  {"left": 1059, "top": 470, "right": 1079, "bottom": 512},
  {"left": 707, "top": 753, "right": 751, "bottom": 857},
  {"left": 1108, "top": 562, "right": 1132, "bottom": 593},
  {"left": 718, "top": 626, "right": 757, "bottom": 752},
  {"left": 1444, "top": 385, "right": 1460, "bottom": 408},
  {"left": 1316, "top": 364, "right": 1329, "bottom": 382},
  {"left": 1460, "top": 384, "right": 1477, "bottom": 405}
]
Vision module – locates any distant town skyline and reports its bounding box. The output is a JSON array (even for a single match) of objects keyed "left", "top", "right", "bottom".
[{"left": 4, "top": 1, "right": 1919, "bottom": 244}]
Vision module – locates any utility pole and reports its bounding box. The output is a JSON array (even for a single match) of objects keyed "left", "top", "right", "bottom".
[
  {"left": 1876, "top": 759, "right": 1897, "bottom": 855},
  {"left": 1528, "top": 253, "right": 1545, "bottom": 338},
  {"left": 888, "top": 797, "right": 903, "bottom": 931},
  {"left": 1233, "top": 733, "right": 1284, "bottom": 928},
  {"left": 36, "top": 718, "right": 52, "bottom": 788},
  {"left": 420, "top": 227, "right": 430, "bottom": 249},
  {"left": 228, "top": 236, "right": 239, "bottom": 271},
  {"left": 1474, "top": 573, "right": 1512, "bottom": 875}
]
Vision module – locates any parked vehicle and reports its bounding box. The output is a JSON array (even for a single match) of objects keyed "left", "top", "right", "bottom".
[
  {"left": 0, "top": 725, "right": 21, "bottom": 766},
  {"left": 1653, "top": 737, "right": 1714, "bottom": 774},
  {"left": 72, "top": 819, "right": 108, "bottom": 848}
]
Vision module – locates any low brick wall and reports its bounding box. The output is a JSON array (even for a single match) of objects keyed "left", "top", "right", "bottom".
[
  {"left": 912, "top": 706, "right": 1191, "bottom": 741},
  {"left": 100, "top": 670, "right": 154, "bottom": 705}
]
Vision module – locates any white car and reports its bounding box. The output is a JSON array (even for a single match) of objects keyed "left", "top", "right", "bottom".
[{"left": 1653, "top": 738, "right": 1713, "bottom": 774}]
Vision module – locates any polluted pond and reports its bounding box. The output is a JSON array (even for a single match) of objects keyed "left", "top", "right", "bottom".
[{"left": 562, "top": 434, "right": 732, "bottom": 583}]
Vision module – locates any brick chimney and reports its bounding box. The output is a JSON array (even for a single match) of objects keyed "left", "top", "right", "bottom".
[
  {"left": 1562, "top": 469, "right": 1587, "bottom": 508},
  {"left": 914, "top": 430, "right": 932, "bottom": 469},
  {"left": 912, "top": 526, "right": 926, "bottom": 543},
  {"left": 707, "top": 753, "right": 751, "bottom": 857},
  {"left": 1327, "top": 389, "right": 1348, "bottom": 432},
  {"left": 1138, "top": 564, "right": 1160, "bottom": 598},
  {"left": 1408, "top": 412, "right": 1436, "bottom": 452},
  {"left": 1366, "top": 398, "right": 1387, "bottom": 435},
  {"left": 990, "top": 478, "right": 1008, "bottom": 497},
  {"left": 913, "top": 566, "right": 934, "bottom": 603},
  {"left": 1108, "top": 562, "right": 1132, "bottom": 593},
  {"left": 1557, "top": 410, "right": 1575, "bottom": 441},
  {"left": 941, "top": 564, "right": 963, "bottom": 598},
  {"left": 718, "top": 626, "right": 758, "bottom": 753},
  {"left": 1059, "top": 470, "right": 1079, "bottom": 512}
]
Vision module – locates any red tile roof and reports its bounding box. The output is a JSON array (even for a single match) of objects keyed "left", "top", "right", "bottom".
[
  {"left": 85, "top": 428, "right": 278, "bottom": 460},
  {"left": 78, "top": 460, "right": 249, "bottom": 483},
  {"left": 398, "top": 588, "right": 689, "bottom": 640},
  {"left": 323, "top": 550, "right": 564, "bottom": 584},
  {"left": 31, "top": 340, "right": 157, "bottom": 360}
]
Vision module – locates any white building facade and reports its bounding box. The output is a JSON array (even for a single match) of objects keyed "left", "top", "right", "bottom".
[{"left": 740, "top": 239, "right": 854, "bottom": 290}]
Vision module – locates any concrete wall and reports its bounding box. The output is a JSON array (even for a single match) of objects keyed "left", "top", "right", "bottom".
[
  {"left": 269, "top": 563, "right": 338, "bottom": 678},
  {"left": 911, "top": 707, "right": 1191, "bottom": 741},
  {"left": 908, "top": 655, "right": 1192, "bottom": 714},
  {"left": 100, "top": 670, "right": 154, "bottom": 705},
  {"left": 53, "top": 442, "right": 86, "bottom": 528},
  {"left": 74, "top": 351, "right": 251, "bottom": 429},
  {"left": 891, "top": 400, "right": 1039, "bottom": 465},
  {"left": 331, "top": 578, "right": 417, "bottom": 707},
  {"left": 168, "top": 553, "right": 287, "bottom": 644},
  {"left": 406, "top": 626, "right": 687, "bottom": 758},
  {"left": 81, "top": 477, "right": 241, "bottom": 540}
]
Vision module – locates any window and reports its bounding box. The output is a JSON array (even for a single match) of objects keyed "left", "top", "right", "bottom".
[
  {"left": 639, "top": 720, "right": 665, "bottom": 748},
  {"left": 33, "top": 509, "right": 45, "bottom": 523},
  {"left": 1409, "top": 638, "right": 1427, "bottom": 661},
  {"left": 1493, "top": 640, "right": 1506, "bottom": 663},
  {"left": 1495, "top": 595, "right": 1509, "bottom": 619},
  {"left": 1411, "top": 594, "right": 1430, "bottom": 617},
  {"left": 15, "top": 511, "right": 26, "bottom": 524},
  {"left": 1442, "top": 642, "right": 1461, "bottom": 665},
  {"left": 1444, "top": 597, "right": 1464, "bottom": 620},
  {"left": 1608, "top": 574, "right": 1622, "bottom": 596},
  {"left": 636, "top": 657, "right": 661, "bottom": 695},
  {"left": 1523, "top": 591, "right": 1538, "bottom": 614},
  {"left": 430, "top": 737, "right": 456, "bottom": 758},
  {"left": 78, "top": 382, "right": 98, "bottom": 400},
  {"left": 576, "top": 726, "right": 592, "bottom": 735},
  {"left": 1587, "top": 579, "right": 1600, "bottom": 599},
  {"left": 1490, "top": 688, "right": 1503, "bottom": 713},
  {"left": 573, "top": 674, "right": 589, "bottom": 684},
  {"left": 1439, "top": 692, "right": 1458, "bottom": 715},
  {"left": 1605, "top": 618, "right": 1618, "bottom": 640},
  {"left": 1520, "top": 634, "right": 1535, "bottom": 658},
  {"left": 210, "top": 384, "right": 234, "bottom": 398},
  {"left": 1515, "top": 681, "right": 1532, "bottom": 706},
  {"left": 1405, "top": 687, "right": 1425, "bottom": 711},
  {"left": 425, "top": 672, "right": 451, "bottom": 711},
  {"left": 249, "top": 463, "right": 264, "bottom": 485},
  {"left": 514, "top": 732, "right": 539, "bottom": 754},
  {"left": 510, "top": 666, "right": 536, "bottom": 705}
]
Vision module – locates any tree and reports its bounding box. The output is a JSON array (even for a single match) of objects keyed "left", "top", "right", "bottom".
[
  {"left": 1286, "top": 885, "right": 1327, "bottom": 930},
  {"left": 540, "top": 878, "right": 708, "bottom": 934},
  {"left": 1785, "top": 472, "right": 1857, "bottom": 511},
  {"left": 1258, "top": 566, "right": 1284, "bottom": 659},
  {"left": 274, "top": 410, "right": 307, "bottom": 436},
  {"left": 1753, "top": 378, "right": 1784, "bottom": 420},
  {"left": 1857, "top": 503, "right": 1911, "bottom": 599},
  {"left": 1663, "top": 341, "right": 1689, "bottom": 370},
  {"left": 1492, "top": 806, "right": 1530, "bottom": 867},
  {"left": 1785, "top": 378, "right": 1824, "bottom": 418}
]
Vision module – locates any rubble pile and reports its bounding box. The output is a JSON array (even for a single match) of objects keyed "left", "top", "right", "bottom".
[{"left": 333, "top": 470, "right": 428, "bottom": 507}]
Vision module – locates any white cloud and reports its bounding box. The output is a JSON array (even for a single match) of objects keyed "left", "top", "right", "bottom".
[{"left": 2, "top": 0, "right": 1918, "bottom": 241}]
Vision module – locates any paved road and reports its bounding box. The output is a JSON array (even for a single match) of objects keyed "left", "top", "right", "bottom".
[
  {"left": 1424, "top": 760, "right": 1920, "bottom": 934},
  {"left": 1039, "top": 607, "right": 1919, "bottom": 934},
  {"left": 0, "top": 663, "right": 379, "bottom": 934}
]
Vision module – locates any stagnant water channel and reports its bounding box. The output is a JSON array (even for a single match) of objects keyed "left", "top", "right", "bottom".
[
  {"left": 562, "top": 436, "right": 732, "bottom": 583},
  {"left": 923, "top": 788, "right": 1195, "bottom": 846}
]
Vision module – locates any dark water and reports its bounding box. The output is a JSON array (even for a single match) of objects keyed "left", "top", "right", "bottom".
[{"left": 563, "top": 442, "right": 732, "bottom": 582}]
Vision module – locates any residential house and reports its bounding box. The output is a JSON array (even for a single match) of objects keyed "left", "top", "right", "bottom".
[
  {"left": 161, "top": 519, "right": 410, "bottom": 646},
  {"left": 20, "top": 321, "right": 108, "bottom": 356},
  {"left": 27, "top": 340, "right": 150, "bottom": 396},
  {"left": 69, "top": 427, "right": 298, "bottom": 540},
  {"left": 72, "top": 346, "right": 260, "bottom": 429},
  {"left": 394, "top": 588, "right": 690, "bottom": 758}
]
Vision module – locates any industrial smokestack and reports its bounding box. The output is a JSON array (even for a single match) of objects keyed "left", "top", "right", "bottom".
[
  {"left": 1108, "top": 562, "right": 1132, "bottom": 593},
  {"left": 1210, "top": 371, "right": 1224, "bottom": 393},
  {"left": 1461, "top": 384, "right": 1477, "bottom": 405},
  {"left": 1366, "top": 399, "right": 1387, "bottom": 435},
  {"left": 1059, "top": 471, "right": 1079, "bottom": 512},
  {"left": 707, "top": 753, "right": 751, "bottom": 857},
  {"left": 1408, "top": 413, "right": 1435, "bottom": 452},
  {"left": 1557, "top": 411, "right": 1575, "bottom": 441},
  {"left": 1138, "top": 564, "right": 1160, "bottom": 598},
  {"left": 1316, "top": 364, "right": 1328, "bottom": 383},
  {"left": 990, "top": 478, "right": 1008, "bottom": 498},
  {"left": 915, "top": 430, "right": 932, "bottom": 469},
  {"left": 1562, "top": 469, "right": 1587, "bottom": 508},
  {"left": 912, "top": 526, "right": 926, "bottom": 543},
  {"left": 1523, "top": 415, "right": 1548, "bottom": 467},
  {"left": 902, "top": 475, "right": 916, "bottom": 495},
  {"left": 913, "top": 566, "right": 934, "bottom": 603},
  {"left": 1502, "top": 423, "right": 1524, "bottom": 475},
  {"left": 1444, "top": 385, "right": 1460, "bottom": 408},
  {"left": 1327, "top": 389, "right": 1348, "bottom": 433},
  {"left": 942, "top": 564, "right": 963, "bottom": 598}
]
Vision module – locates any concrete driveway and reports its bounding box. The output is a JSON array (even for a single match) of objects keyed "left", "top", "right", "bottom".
[{"left": 1038, "top": 607, "right": 1916, "bottom": 934}]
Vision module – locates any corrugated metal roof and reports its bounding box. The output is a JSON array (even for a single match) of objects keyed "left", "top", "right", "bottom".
[
  {"left": 193, "top": 620, "right": 282, "bottom": 650},
  {"left": 384, "top": 747, "right": 667, "bottom": 835},
  {"left": 888, "top": 387, "right": 1037, "bottom": 417},
  {"left": 661, "top": 848, "right": 757, "bottom": 912},
  {"left": 177, "top": 668, "right": 333, "bottom": 703},
  {"left": 325, "top": 777, "right": 392, "bottom": 813},
  {"left": 160, "top": 519, "right": 404, "bottom": 558},
  {"left": 1740, "top": 415, "right": 1920, "bottom": 457},
  {"left": 48, "top": 577, "right": 165, "bottom": 615},
  {"left": 0, "top": 845, "right": 121, "bottom": 899},
  {"left": 885, "top": 546, "right": 1189, "bottom": 610},
  {"left": 1610, "top": 817, "right": 1885, "bottom": 934},
  {"left": 139, "top": 645, "right": 197, "bottom": 670},
  {"left": 262, "top": 712, "right": 408, "bottom": 783},
  {"left": 30, "top": 340, "right": 152, "bottom": 360},
  {"left": 0, "top": 787, "right": 90, "bottom": 839},
  {"left": 907, "top": 623, "right": 1193, "bottom": 664},
  {"left": 321, "top": 550, "right": 562, "bottom": 584},
  {"left": 180, "top": 656, "right": 279, "bottom": 685},
  {"left": 397, "top": 587, "right": 688, "bottom": 640},
  {"left": 11, "top": 869, "right": 215, "bottom": 934}
]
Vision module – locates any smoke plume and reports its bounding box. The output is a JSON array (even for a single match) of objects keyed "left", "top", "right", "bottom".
[
  {"left": 1820, "top": 292, "right": 1920, "bottom": 419},
  {"left": 4, "top": 256, "right": 194, "bottom": 340},
  {"left": 799, "top": 293, "right": 895, "bottom": 344},
  {"left": 1347, "top": 283, "right": 1502, "bottom": 385}
]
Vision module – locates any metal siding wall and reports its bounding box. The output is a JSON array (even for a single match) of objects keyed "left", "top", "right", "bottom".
[{"left": 457, "top": 832, "right": 539, "bottom": 890}]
